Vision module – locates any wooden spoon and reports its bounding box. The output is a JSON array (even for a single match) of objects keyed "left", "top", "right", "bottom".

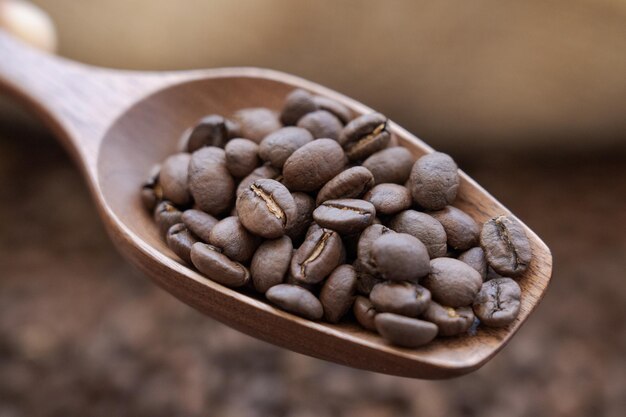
[{"left": 0, "top": 31, "right": 552, "bottom": 379}]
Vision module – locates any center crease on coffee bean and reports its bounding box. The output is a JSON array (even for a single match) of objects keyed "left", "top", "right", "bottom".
[
  {"left": 324, "top": 203, "right": 369, "bottom": 214},
  {"left": 250, "top": 184, "right": 286, "bottom": 225},
  {"left": 495, "top": 215, "right": 522, "bottom": 270},
  {"left": 300, "top": 231, "right": 331, "bottom": 276},
  {"left": 350, "top": 122, "right": 387, "bottom": 151}
]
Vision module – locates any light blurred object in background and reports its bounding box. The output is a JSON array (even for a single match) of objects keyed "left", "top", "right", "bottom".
[{"left": 0, "top": 0, "right": 56, "bottom": 52}]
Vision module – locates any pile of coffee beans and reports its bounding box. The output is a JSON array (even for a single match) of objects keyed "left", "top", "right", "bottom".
[{"left": 141, "top": 89, "right": 533, "bottom": 348}]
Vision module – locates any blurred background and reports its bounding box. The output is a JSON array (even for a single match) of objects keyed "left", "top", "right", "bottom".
[{"left": 0, "top": 1, "right": 624, "bottom": 416}]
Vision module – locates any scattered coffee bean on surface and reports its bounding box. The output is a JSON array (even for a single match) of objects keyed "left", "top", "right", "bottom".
[
  {"left": 422, "top": 301, "right": 475, "bottom": 337},
  {"left": 363, "top": 146, "right": 415, "bottom": 185},
  {"left": 313, "top": 198, "right": 375, "bottom": 235},
  {"left": 188, "top": 147, "right": 235, "bottom": 216},
  {"left": 388, "top": 210, "right": 447, "bottom": 258},
  {"left": 225, "top": 138, "right": 260, "bottom": 178},
  {"left": 363, "top": 183, "right": 412, "bottom": 216},
  {"left": 285, "top": 192, "right": 316, "bottom": 242},
  {"left": 353, "top": 296, "right": 378, "bottom": 332},
  {"left": 297, "top": 110, "right": 343, "bottom": 140},
  {"left": 430, "top": 206, "right": 480, "bottom": 251},
  {"left": 154, "top": 201, "right": 182, "bottom": 237},
  {"left": 236, "top": 179, "right": 296, "bottom": 239},
  {"left": 250, "top": 236, "right": 292, "bottom": 293},
  {"left": 371, "top": 233, "right": 430, "bottom": 282},
  {"left": 312, "top": 95, "right": 352, "bottom": 124},
  {"left": 480, "top": 215, "right": 532, "bottom": 277},
  {"left": 236, "top": 164, "right": 281, "bottom": 197},
  {"left": 410, "top": 152, "right": 459, "bottom": 210},
  {"left": 190, "top": 242, "right": 250, "bottom": 288},
  {"left": 458, "top": 247, "right": 488, "bottom": 281},
  {"left": 182, "top": 114, "right": 234, "bottom": 152},
  {"left": 316, "top": 166, "right": 375, "bottom": 205},
  {"left": 280, "top": 89, "right": 318, "bottom": 126},
  {"left": 166, "top": 223, "right": 198, "bottom": 263},
  {"left": 339, "top": 113, "right": 390, "bottom": 161},
  {"left": 320, "top": 264, "right": 358, "bottom": 323},
  {"left": 290, "top": 226, "right": 343, "bottom": 284},
  {"left": 233, "top": 108, "right": 281, "bottom": 143},
  {"left": 182, "top": 209, "right": 218, "bottom": 243},
  {"left": 282, "top": 139, "right": 346, "bottom": 192},
  {"left": 473, "top": 277, "right": 521, "bottom": 327},
  {"left": 266, "top": 284, "right": 323, "bottom": 320},
  {"left": 357, "top": 224, "right": 395, "bottom": 276},
  {"left": 209, "top": 216, "right": 260, "bottom": 263},
  {"left": 375, "top": 313, "right": 438, "bottom": 348},
  {"left": 370, "top": 281, "right": 431, "bottom": 317},
  {"left": 259, "top": 127, "right": 313, "bottom": 169},
  {"left": 159, "top": 153, "right": 191, "bottom": 206},
  {"left": 422, "top": 258, "right": 482, "bottom": 308}
]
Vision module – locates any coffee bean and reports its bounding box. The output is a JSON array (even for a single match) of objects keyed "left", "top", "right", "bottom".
[
  {"left": 320, "top": 264, "right": 357, "bottom": 323},
  {"left": 409, "top": 152, "right": 459, "bottom": 210},
  {"left": 250, "top": 236, "right": 292, "bottom": 293},
  {"left": 190, "top": 242, "right": 250, "bottom": 287},
  {"left": 375, "top": 313, "right": 438, "bottom": 348},
  {"left": 182, "top": 114, "right": 236, "bottom": 152},
  {"left": 236, "top": 179, "right": 296, "bottom": 239},
  {"left": 313, "top": 198, "right": 375, "bottom": 235},
  {"left": 388, "top": 210, "right": 447, "bottom": 258},
  {"left": 166, "top": 223, "right": 198, "bottom": 263},
  {"left": 339, "top": 113, "right": 391, "bottom": 161},
  {"left": 141, "top": 164, "right": 163, "bottom": 211},
  {"left": 480, "top": 215, "right": 532, "bottom": 277},
  {"left": 181, "top": 209, "right": 218, "bottom": 242},
  {"left": 421, "top": 301, "right": 474, "bottom": 337},
  {"left": 224, "top": 138, "right": 260, "bottom": 178},
  {"left": 473, "top": 277, "right": 521, "bottom": 327},
  {"left": 154, "top": 201, "right": 183, "bottom": 237},
  {"left": 430, "top": 206, "right": 480, "bottom": 251},
  {"left": 297, "top": 110, "right": 343, "bottom": 140},
  {"left": 354, "top": 261, "right": 383, "bottom": 295},
  {"left": 316, "top": 166, "right": 375, "bottom": 205},
  {"left": 371, "top": 233, "right": 430, "bottom": 282},
  {"left": 236, "top": 164, "right": 280, "bottom": 197},
  {"left": 285, "top": 192, "right": 315, "bottom": 242},
  {"left": 232, "top": 107, "right": 281, "bottom": 143},
  {"left": 353, "top": 296, "right": 377, "bottom": 331},
  {"left": 312, "top": 95, "right": 352, "bottom": 124},
  {"left": 363, "top": 183, "right": 412, "bottom": 216},
  {"left": 282, "top": 139, "right": 346, "bottom": 192},
  {"left": 159, "top": 153, "right": 191, "bottom": 206},
  {"left": 458, "top": 247, "right": 487, "bottom": 281},
  {"left": 370, "top": 281, "right": 431, "bottom": 317},
  {"left": 188, "top": 147, "right": 235, "bottom": 216},
  {"left": 265, "top": 284, "right": 323, "bottom": 320},
  {"left": 259, "top": 127, "right": 313, "bottom": 169},
  {"left": 290, "top": 226, "right": 343, "bottom": 284},
  {"left": 209, "top": 216, "right": 260, "bottom": 263},
  {"left": 357, "top": 224, "right": 395, "bottom": 275},
  {"left": 280, "top": 89, "right": 318, "bottom": 125},
  {"left": 363, "top": 147, "right": 415, "bottom": 185},
  {"left": 422, "top": 258, "right": 482, "bottom": 307}
]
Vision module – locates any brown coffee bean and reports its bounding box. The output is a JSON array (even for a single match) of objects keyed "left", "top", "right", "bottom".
[
  {"left": 339, "top": 113, "right": 390, "bottom": 161},
  {"left": 250, "top": 236, "right": 292, "bottom": 293},
  {"left": 182, "top": 114, "right": 237, "bottom": 152},
  {"left": 422, "top": 258, "right": 483, "bottom": 307},
  {"left": 316, "top": 166, "right": 375, "bottom": 205},
  {"left": 313, "top": 198, "right": 376, "bottom": 235},
  {"left": 141, "top": 164, "right": 163, "bottom": 211},
  {"left": 232, "top": 107, "right": 281, "bottom": 143},
  {"left": 159, "top": 153, "right": 191, "bottom": 206},
  {"left": 371, "top": 233, "right": 430, "bottom": 282},
  {"left": 480, "top": 215, "right": 532, "bottom": 277},
  {"left": 370, "top": 281, "right": 431, "bottom": 317},
  {"left": 190, "top": 242, "right": 250, "bottom": 287},
  {"left": 353, "top": 296, "right": 377, "bottom": 331},
  {"left": 285, "top": 192, "right": 315, "bottom": 242},
  {"left": 421, "top": 301, "right": 474, "bottom": 337},
  {"left": 430, "top": 206, "right": 480, "bottom": 251},
  {"left": 280, "top": 89, "right": 318, "bottom": 125},
  {"left": 297, "top": 110, "right": 343, "bottom": 140},
  {"left": 209, "top": 216, "right": 260, "bottom": 263},
  {"left": 353, "top": 260, "right": 383, "bottom": 295},
  {"left": 409, "top": 152, "right": 459, "bottom": 210},
  {"left": 362, "top": 147, "right": 415, "bottom": 185},
  {"left": 188, "top": 147, "right": 235, "bottom": 216},
  {"left": 224, "top": 138, "right": 260, "bottom": 178},
  {"left": 165, "top": 223, "right": 198, "bottom": 263},
  {"left": 357, "top": 224, "right": 395, "bottom": 275},
  {"left": 458, "top": 247, "right": 487, "bottom": 281},
  {"left": 320, "top": 264, "right": 357, "bottom": 323},
  {"left": 282, "top": 139, "right": 346, "bottom": 192},
  {"left": 154, "top": 201, "right": 183, "bottom": 237},
  {"left": 265, "top": 284, "right": 323, "bottom": 320},
  {"left": 473, "top": 277, "right": 521, "bottom": 327},
  {"left": 290, "top": 227, "right": 343, "bottom": 284},
  {"left": 375, "top": 313, "right": 438, "bottom": 348},
  {"left": 388, "top": 210, "right": 447, "bottom": 258},
  {"left": 363, "top": 183, "right": 412, "bottom": 216},
  {"left": 236, "top": 179, "right": 297, "bottom": 239},
  {"left": 236, "top": 164, "right": 280, "bottom": 197},
  {"left": 312, "top": 95, "right": 352, "bottom": 124},
  {"left": 259, "top": 127, "right": 313, "bottom": 168}
]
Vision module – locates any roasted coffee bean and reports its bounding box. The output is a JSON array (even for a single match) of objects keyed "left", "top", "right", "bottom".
[
  {"left": 282, "top": 139, "right": 346, "bottom": 192},
  {"left": 259, "top": 127, "right": 313, "bottom": 168},
  {"left": 357, "top": 224, "right": 395, "bottom": 275},
  {"left": 430, "top": 206, "right": 480, "bottom": 251},
  {"left": 265, "top": 284, "right": 323, "bottom": 320},
  {"left": 320, "top": 264, "right": 357, "bottom": 323},
  {"left": 409, "top": 152, "right": 459, "bottom": 210},
  {"left": 181, "top": 209, "right": 218, "bottom": 242},
  {"left": 250, "top": 236, "right": 292, "bottom": 293},
  {"left": 354, "top": 261, "right": 383, "bottom": 295},
  {"left": 388, "top": 210, "right": 447, "bottom": 258},
  {"left": 182, "top": 115, "right": 237, "bottom": 152},
  {"left": 458, "top": 247, "right": 487, "bottom": 281},
  {"left": 237, "top": 179, "right": 296, "bottom": 239},
  {"left": 166, "top": 223, "right": 198, "bottom": 263},
  {"left": 141, "top": 164, "right": 163, "bottom": 211},
  {"left": 363, "top": 183, "right": 412, "bottom": 216},
  {"left": 353, "top": 296, "right": 377, "bottom": 331},
  {"left": 312, "top": 95, "right": 352, "bottom": 124},
  {"left": 188, "top": 147, "right": 235, "bottom": 216},
  {"left": 370, "top": 281, "right": 431, "bottom": 317},
  {"left": 297, "top": 110, "right": 343, "bottom": 140},
  {"left": 232, "top": 107, "right": 281, "bottom": 143},
  {"left": 473, "top": 277, "right": 521, "bottom": 327},
  {"left": 363, "top": 147, "right": 415, "bottom": 185},
  {"left": 375, "top": 313, "right": 438, "bottom": 348},
  {"left": 316, "top": 166, "right": 375, "bottom": 205},
  {"left": 312, "top": 198, "right": 375, "bottom": 235},
  {"left": 480, "top": 215, "right": 532, "bottom": 277},
  {"left": 422, "top": 258, "right": 482, "bottom": 307},
  {"left": 224, "top": 138, "right": 260, "bottom": 178},
  {"left": 290, "top": 227, "right": 343, "bottom": 284},
  {"left": 371, "top": 233, "right": 430, "bottom": 282},
  {"left": 285, "top": 192, "right": 315, "bottom": 242},
  {"left": 236, "top": 164, "right": 280, "bottom": 197},
  {"left": 190, "top": 242, "right": 250, "bottom": 287},
  {"left": 159, "top": 153, "right": 191, "bottom": 206},
  {"left": 280, "top": 89, "right": 318, "bottom": 125},
  {"left": 421, "top": 301, "right": 474, "bottom": 337},
  {"left": 209, "top": 216, "right": 260, "bottom": 263},
  {"left": 154, "top": 201, "right": 183, "bottom": 237},
  {"left": 339, "top": 113, "right": 390, "bottom": 161}
]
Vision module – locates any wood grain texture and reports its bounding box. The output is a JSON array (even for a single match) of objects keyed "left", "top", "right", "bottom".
[{"left": 0, "top": 30, "right": 552, "bottom": 379}]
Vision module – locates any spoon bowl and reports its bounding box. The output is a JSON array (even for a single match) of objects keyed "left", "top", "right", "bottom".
[{"left": 0, "top": 31, "right": 552, "bottom": 379}]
